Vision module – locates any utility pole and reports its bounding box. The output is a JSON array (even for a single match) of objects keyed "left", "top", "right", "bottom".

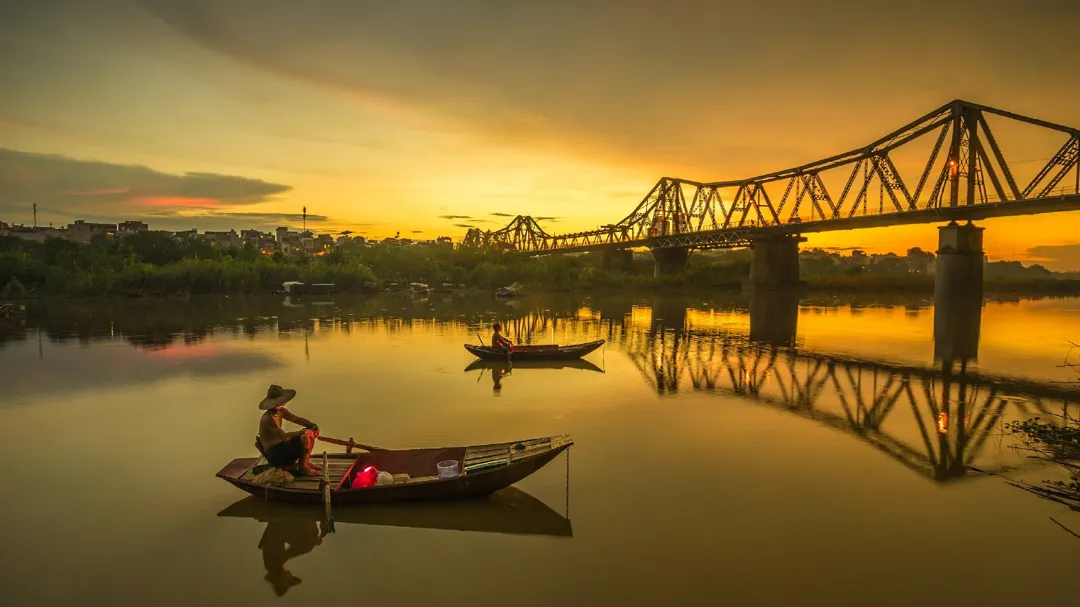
[
  {"left": 33, "top": 203, "right": 37, "bottom": 228},
  {"left": 303, "top": 206, "right": 307, "bottom": 232}
]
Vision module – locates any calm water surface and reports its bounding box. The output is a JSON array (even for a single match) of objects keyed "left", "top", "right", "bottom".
[{"left": 2, "top": 292, "right": 1078, "bottom": 606}]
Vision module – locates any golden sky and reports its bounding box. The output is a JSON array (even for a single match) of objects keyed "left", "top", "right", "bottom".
[{"left": 1, "top": 1, "right": 1079, "bottom": 268}]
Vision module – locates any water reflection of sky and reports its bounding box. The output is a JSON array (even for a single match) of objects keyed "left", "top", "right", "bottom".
[
  {"left": 2, "top": 333, "right": 283, "bottom": 402},
  {"left": 2, "top": 293, "right": 1079, "bottom": 605}
]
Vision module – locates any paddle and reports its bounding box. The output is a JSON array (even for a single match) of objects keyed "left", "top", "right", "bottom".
[
  {"left": 318, "top": 435, "right": 386, "bottom": 452},
  {"left": 477, "top": 333, "right": 485, "bottom": 347},
  {"left": 320, "top": 451, "right": 336, "bottom": 534}
]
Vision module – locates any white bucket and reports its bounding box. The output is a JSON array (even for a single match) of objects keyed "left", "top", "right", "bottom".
[{"left": 437, "top": 460, "right": 461, "bottom": 478}]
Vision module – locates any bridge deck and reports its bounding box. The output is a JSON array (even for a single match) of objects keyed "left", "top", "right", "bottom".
[{"left": 521, "top": 194, "right": 1080, "bottom": 255}]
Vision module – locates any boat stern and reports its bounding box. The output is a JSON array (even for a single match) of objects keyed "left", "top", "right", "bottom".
[{"left": 216, "top": 457, "right": 257, "bottom": 480}]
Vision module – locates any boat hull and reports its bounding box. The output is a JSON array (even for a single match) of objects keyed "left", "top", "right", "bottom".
[
  {"left": 217, "top": 439, "right": 570, "bottom": 506},
  {"left": 464, "top": 340, "right": 604, "bottom": 361}
]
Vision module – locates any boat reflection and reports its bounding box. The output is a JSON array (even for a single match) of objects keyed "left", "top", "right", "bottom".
[
  {"left": 465, "top": 358, "right": 603, "bottom": 394},
  {"left": 218, "top": 486, "right": 572, "bottom": 537},
  {"left": 219, "top": 486, "right": 571, "bottom": 596},
  {"left": 463, "top": 358, "right": 604, "bottom": 373}
]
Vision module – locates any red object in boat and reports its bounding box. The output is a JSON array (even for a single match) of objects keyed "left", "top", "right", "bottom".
[{"left": 351, "top": 465, "right": 379, "bottom": 489}]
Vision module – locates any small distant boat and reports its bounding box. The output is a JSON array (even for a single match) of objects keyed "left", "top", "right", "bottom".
[
  {"left": 432, "top": 282, "right": 456, "bottom": 293},
  {"left": 409, "top": 282, "right": 430, "bottom": 295},
  {"left": 464, "top": 340, "right": 605, "bottom": 361},
  {"left": 282, "top": 281, "right": 335, "bottom": 295},
  {"left": 216, "top": 435, "right": 572, "bottom": 505},
  {"left": 495, "top": 281, "right": 525, "bottom": 298},
  {"left": 361, "top": 281, "right": 379, "bottom": 294}
]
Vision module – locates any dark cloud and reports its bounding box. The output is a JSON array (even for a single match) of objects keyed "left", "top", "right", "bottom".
[
  {"left": 143, "top": 1, "right": 1080, "bottom": 176},
  {"left": 452, "top": 223, "right": 477, "bottom": 229},
  {"left": 410, "top": 230, "right": 423, "bottom": 234},
  {"left": 535, "top": 216, "right": 560, "bottom": 222},
  {"left": 490, "top": 212, "right": 515, "bottom": 217},
  {"left": 1025, "top": 244, "right": 1080, "bottom": 272},
  {"left": 438, "top": 215, "right": 472, "bottom": 220},
  {"left": 0, "top": 148, "right": 291, "bottom": 226}
]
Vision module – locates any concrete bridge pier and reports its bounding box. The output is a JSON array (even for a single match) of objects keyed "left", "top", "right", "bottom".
[
  {"left": 745, "top": 235, "right": 807, "bottom": 290},
  {"left": 652, "top": 247, "right": 691, "bottom": 278},
  {"left": 933, "top": 221, "right": 984, "bottom": 361},
  {"left": 601, "top": 248, "right": 634, "bottom": 272},
  {"left": 748, "top": 289, "right": 799, "bottom": 347}
]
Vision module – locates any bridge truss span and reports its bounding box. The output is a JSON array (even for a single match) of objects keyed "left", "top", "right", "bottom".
[{"left": 462, "top": 100, "right": 1080, "bottom": 254}]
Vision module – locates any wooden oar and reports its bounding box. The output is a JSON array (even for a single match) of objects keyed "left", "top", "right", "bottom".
[
  {"left": 320, "top": 451, "right": 335, "bottom": 534},
  {"left": 318, "top": 435, "right": 386, "bottom": 452},
  {"left": 477, "top": 333, "right": 486, "bottom": 347}
]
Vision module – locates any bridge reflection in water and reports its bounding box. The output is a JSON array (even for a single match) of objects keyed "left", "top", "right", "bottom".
[{"left": 504, "top": 293, "right": 1078, "bottom": 484}]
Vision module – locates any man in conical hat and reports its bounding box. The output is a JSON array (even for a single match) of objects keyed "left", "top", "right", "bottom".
[{"left": 257, "top": 385, "right": 321, "bottom": 475}]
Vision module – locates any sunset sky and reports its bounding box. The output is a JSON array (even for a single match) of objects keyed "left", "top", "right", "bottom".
[{"left": 2, "top": 0, "right": 1079, "bottom": 268}]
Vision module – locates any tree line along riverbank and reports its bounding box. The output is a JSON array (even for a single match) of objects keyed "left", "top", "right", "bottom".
[{"left": 2, "top": 232, "right": 1078, "bottom": 299}]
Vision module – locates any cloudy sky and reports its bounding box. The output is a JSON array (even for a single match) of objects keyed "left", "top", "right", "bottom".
[{"left": 1, "top": 0, "right": 1079, "bottom": 267}]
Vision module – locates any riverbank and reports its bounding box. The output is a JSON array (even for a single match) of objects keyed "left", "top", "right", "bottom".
[{"left": 3, "top": 235, "right": 1079, "bottom": 298}]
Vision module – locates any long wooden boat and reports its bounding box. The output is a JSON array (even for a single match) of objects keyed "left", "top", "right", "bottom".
[
  {"left": 464, "top": 340, "right": 604, "bottom": 361},
  {"left": 217, "top": 485, "right": 572, "bottom": 537},
  {"left": 216, "top": 435, "right": 572, "bottom": 506}
]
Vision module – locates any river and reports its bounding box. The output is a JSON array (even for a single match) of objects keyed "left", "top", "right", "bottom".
[{"left": 1, "top": 291, "right": 1078, "bottom": 606}]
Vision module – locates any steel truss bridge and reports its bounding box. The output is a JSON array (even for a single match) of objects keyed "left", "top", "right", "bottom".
[
  {"left": 462, "top": 100, "right": 1080, "bottom": 254},
  {"left": 500, "top": 310, "right": 1078, "bottom": 484}
]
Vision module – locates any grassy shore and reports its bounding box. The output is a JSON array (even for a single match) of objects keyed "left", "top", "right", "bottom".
[{"left": 3, "top": 234, "right": 1079, "bottom": 298}]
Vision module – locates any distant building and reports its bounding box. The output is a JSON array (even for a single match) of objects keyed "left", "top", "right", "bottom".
[
  {"left": 436, "top": 236, "right": 453, "bottom": 247},
  {"left": 315, "top": 234, "right": 334, "bottom": 252},
  {"left": 173, "top": 228, "right": 198, "bottom": 240},
  {"left": 242, "top": 229, "right": 276, "bottom": 253},
  {"left": 118, "top": 220, "right": 149, "bottom": 234},
  {"left": 204, "top": 230, "right": 241, "bottom": 248},
  {"left": 6, "top": 226, "right": 63, "bottom": 243},
  {"left": 66, "top": 220, "right": 117, "bottom": 243}
]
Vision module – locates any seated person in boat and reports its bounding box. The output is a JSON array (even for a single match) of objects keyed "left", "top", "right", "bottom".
[
  {"left": 491, "top": 322, "right": 513, "bottom": 352},
  {"left": 258, "top": 384, "right": 321, "bottom": 476}
]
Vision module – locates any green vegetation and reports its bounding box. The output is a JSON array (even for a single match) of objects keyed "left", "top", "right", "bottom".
[
  {"left": 1001, "top": 348, "right": 1080, "bottom": 519},
  {"left": 2, "top": 232, "right": 1079, "bottom": 297},
  {"left": 1005, "top": 413, "right": 1080, "bottom": 513}
]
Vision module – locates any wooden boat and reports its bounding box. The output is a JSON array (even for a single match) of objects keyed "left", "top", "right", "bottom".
[
  {"left": 464, "top": 358, "right": 603, "bottom": 373},
  {"left": 495, "top": 281, "right": 525, "bottom": 298},
  {"left": 216, "top": 435, "right": 572, "bottom": 505},
  {"left": 464, "top": 340, "right": 604, "bottom": 361},
  {"left": 217, "top": 485, "right": 572, "bottom": 537},
  {"left": 281, "top": 281, "right": 335, "bottom": 295}
]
